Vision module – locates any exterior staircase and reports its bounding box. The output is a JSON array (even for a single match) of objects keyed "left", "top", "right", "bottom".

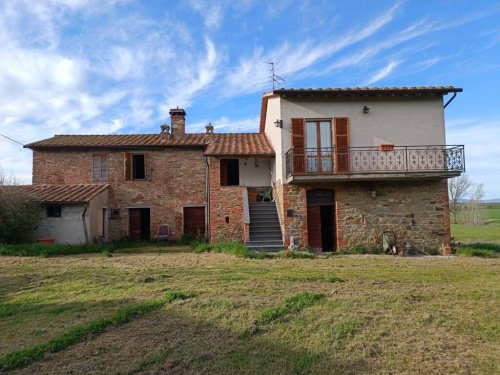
[{"left": 246, "top": 201, "right": 284, "bottom": 251}]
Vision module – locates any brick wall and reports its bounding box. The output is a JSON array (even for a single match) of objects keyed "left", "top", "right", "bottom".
[
  {"left": 33, "top": 148, "right": 206, "bottom": 241},
  {"left": 276, "top": 179, "right": 452, "bottom": 254},
  {"left": 208, "top": 157, "right": 245, "bottom": 242}
]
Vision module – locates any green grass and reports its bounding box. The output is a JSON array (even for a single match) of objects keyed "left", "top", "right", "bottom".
[
  {"left": 0, "top": 253, "right": 498, "bottom": 374},
  {"left": 257, "top": 292, "right": 325, "bottom": 325},
  {"left": 0, "top": 240, "right": 180, "bottom": 257},
  {"left": 0, "top": 291, "right": 194, "bottom": 370}
]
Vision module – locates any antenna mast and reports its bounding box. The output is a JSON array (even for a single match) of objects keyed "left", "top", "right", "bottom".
[{"left": 264, "top": 61, "right": 285, "bottom": 90}]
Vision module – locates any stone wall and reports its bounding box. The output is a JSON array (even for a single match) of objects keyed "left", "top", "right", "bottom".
[
  {"left": 208, "top": 157, "right": 245, "bottom": 242},
  {"left": 33, "top": 148, "right": 206, "bottom": 241},
  {"left": 277, "top": 179, "right": 451, "bottom": 254}
]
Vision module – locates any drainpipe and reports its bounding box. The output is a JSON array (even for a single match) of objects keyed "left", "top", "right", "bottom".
[
  {"left": 82, "top": 204, "right": 89, "bottom": 244},
  {"left": 443, "top": 92, "right": 457, "bottom": 109},
  {"left": 205, "top": 157, "right": 210, "bottom": 242}
]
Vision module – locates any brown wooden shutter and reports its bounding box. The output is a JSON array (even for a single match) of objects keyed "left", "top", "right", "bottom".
[
  {"left": 92, "top": 154, "right": 101, "bottom": 181},
  {"left": 124, "top": 152, "right": 131, "bottom": 180},
  {"left": 144, "top": 152, "right": 151, "bottom": 181},
  {"left": 220, "top": 159, "right": 228, "bottom": 186},
  {"left": 291, "top": 118, "right": 305, "bottom": 173},
  {"left": 334, "top": 118, "right": 349, "bottom": 173},
  {"left": 100, "top": 154, "right": 108, "bottom": 181}
]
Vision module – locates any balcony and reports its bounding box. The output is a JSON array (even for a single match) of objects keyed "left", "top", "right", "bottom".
[{"left": 285, "top": 145, "right": 465, "bottom": 182}]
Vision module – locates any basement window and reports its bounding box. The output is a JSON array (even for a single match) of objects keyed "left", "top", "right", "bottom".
[
  {"left": 46, "top": 205, "right": 62, "bottom": 218},
  {"left": 220, "top": 159, "right": 239, "bottom": 186}
]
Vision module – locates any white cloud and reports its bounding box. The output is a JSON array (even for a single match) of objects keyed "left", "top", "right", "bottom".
[
  {"left": 160, "top": 37, "right": 219, "bottom": 114},
  {"left": 187, "top": 0, "right": 223, "bottom": 29},
  {"left": 363, "top": 61, "right": 400, "bottom": 85},
  {"left": 223, "top": 1, "right": 401, "bottom": 95}
]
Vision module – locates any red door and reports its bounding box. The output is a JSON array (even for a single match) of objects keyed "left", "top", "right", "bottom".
[
  {"left": 129, "top": 209, "right": 141, "bottom": 241},
  {"left": 184, "top": 207, "right": 205, "bottom": 239}
]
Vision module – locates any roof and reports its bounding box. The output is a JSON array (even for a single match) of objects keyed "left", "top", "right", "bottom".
[
  {"left": 204, "top": 133, "right": 274, "bottom": 156},
  {"left": 24, "top": 133, "right": 275, "bottom": 157},
  {"left": 272, "top": 86, "right": 463, "bottom": 97},
  {"left": 25, "top": 134, "right": 208, "bottom": 149},
  {"left": 1, "top": 184, "right": 109, "bottom": 203}
]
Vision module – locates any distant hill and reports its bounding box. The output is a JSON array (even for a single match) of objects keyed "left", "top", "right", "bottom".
[{"left": 482, "top": 199, "right": 500, "bottom": 203}]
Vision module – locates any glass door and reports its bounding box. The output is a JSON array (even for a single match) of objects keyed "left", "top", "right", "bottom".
[{"left": 306, "top": 120, "right": 332, "bottom": 172}]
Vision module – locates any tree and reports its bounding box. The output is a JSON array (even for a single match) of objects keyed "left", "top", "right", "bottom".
[
  {"left": 0, "top": 169, "right": 42, "bottom": 244},
  {"left": 448, "top": 175, "right": 473, "bottom": 224},
  {"left": 462, "top": 183, "right": 485, "bottom": 225}
]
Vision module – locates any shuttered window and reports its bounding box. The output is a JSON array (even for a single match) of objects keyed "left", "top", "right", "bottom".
[
  {"left": 92, "top": 154, "right": 108, "bottom": 181},
  {"left": 291, "top": 118, "right": 305, "bottom": 173},
  {"left": 334, "top": 118, "right": 349, "bottom": 173},
  {"left": 124, "top": 152, "right": 149, "bottom": 180}
]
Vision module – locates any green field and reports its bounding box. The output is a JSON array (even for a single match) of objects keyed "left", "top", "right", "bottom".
[
  {"left": 451, "top": 203, "right": 500, "bottom": 244},
  {"left": 1, "top": 252, "right": 499, "bottom": 374}
]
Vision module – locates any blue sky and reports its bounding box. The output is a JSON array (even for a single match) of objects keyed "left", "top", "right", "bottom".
[{"left": 0, "top": 0, "right": 499, "bottom": 198}]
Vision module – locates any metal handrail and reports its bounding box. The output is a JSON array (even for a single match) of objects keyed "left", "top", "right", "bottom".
[{"left": 285, "top": 145, "right": 465, "bottom": 177}]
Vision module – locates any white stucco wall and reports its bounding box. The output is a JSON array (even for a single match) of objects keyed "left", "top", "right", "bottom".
[
  {"left": 33, "top": 204, "right": 89, "bottom": 244},
  {"left": 272, "top": 96, "right": 446, "bottom": 182},
  {"left": 239, "top": 157, "right": 271, "bottom": 187},
  {"left": 89, "top": 189, "right": 109, "bottom": 241},
  {"left": 262, "top": 95, "right": 282, "bottom": 183}
]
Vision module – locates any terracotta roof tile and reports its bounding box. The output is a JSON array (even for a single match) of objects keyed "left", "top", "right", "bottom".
[
  {"left": 204, "top": 133, "right": 274, "bottom": 156},
  {"left": 272, "top": 86, "right": 463, "bottom": 97},
  {"left": 25, "top": 134, "right": 208, "bottom": 149},
  {"left": 24, "top": 132, "right": 275, "bottom": 157},
  {"left": 2, "top": 184, "right": 109, "bottom": 203}
]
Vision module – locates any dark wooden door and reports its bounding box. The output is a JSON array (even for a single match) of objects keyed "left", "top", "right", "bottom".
[
  {"left": 307, "top": 205, "right": 322, "bottom": 249},
  {"left": 184, "top": 207, "right": 205, "bottom": 239},
  {"left": 129, "top": 209, "right": 141, "bottom": 241},
  {"left": 306, "top": 189, "right": 336, "bottom": 251}
]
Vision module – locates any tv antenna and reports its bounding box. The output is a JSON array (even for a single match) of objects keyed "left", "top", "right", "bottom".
[{"left": 264, "top": 61, "right": 285, "bottom": 90}]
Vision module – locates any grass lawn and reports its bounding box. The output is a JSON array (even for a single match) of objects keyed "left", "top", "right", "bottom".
[{"left": 0, "top": 252, "right": 499, "bottom": 374}]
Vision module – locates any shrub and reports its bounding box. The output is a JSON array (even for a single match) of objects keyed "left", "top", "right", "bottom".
[
  {"left": 456, "top": 246, "right": 498, "bottom": 258},
  {"left": 278, "top": 249, "right": 315, "bottom": 259},
  {"left": 0, "top": 187, "right": 42, "bottom": 244},
  {"left": 346, "top": 246, "right": 383, "bottom": 255}
]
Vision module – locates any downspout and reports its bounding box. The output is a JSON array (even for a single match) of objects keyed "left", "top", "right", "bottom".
[
  {"left": 205, "top": 157, "right": 210, "bottom": 242},
  {"left": 443, "top": 92, "right": 457, "bottom": 109},
  {"left": 82, "top": 204, "right": 89, "bottom": 244}
]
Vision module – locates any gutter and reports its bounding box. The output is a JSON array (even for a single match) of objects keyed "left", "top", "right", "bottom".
[
  {"left": 205, "top": 157, "right": 210, "bottom": 242},
  {"left": 82, "top": 204, "right": 89, "bottom": 244},
  {"left": 443, "top": 92, "right": 457, "bottom": 109}
]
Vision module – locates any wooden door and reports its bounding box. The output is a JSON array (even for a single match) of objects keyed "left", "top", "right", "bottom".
[
  {"left": 184, "top": 207, "right": 205, "bottom": 239},
  {"left": 129, "top": 209, "right": 141, "bottom": 241},
  {"left": 335, "top": 118, "right": 349, "bottom": 173},
  {"left": 307, "top": 205, "right": 322, "bottom": 249}
]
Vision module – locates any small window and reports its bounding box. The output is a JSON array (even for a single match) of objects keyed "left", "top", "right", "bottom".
[
  {"left": 133, "top": 154, "right": 145, "bottom": 179},
  {"left": 220, "top": 159, "right": 239, "bottom": 186},
  {"left": 125, "top": 153, "right": 146, "bottom": 180},
  {"left": 47, "top": 206, "right": 62, "bottom": 217},
  {"left": 93, "top": 154, "right": 108, "bottom": 181}
]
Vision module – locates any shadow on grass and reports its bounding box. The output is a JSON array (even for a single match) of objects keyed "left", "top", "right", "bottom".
[
  {"left": 6, "top": 300, "right": 373, "bottom": 375},
  {"left": 456, "top": 242, "right": 500, "bottom": 258}
]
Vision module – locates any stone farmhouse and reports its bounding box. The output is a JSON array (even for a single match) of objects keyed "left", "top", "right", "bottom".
[{"left": 24, "top": 86, "right": 465, "bottom": 254}]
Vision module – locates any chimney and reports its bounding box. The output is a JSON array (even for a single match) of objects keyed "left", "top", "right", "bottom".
[
  {"left": 205, "top": 123, "right": 214, "bottom": 134},
  {"left": 169, "top": 107, "right": 186, "bottom": 137},
  {"left": 160, "top": 124, "right": 170, "bottom": 143}
]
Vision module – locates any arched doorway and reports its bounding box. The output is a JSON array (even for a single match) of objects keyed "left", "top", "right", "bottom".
[{"left": 306, "top": 189, "right": 335, "bottom": 251}]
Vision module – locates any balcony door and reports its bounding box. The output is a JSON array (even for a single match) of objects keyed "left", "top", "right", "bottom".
[{"left": 306, "top": 121, "right": 332, "bottom": 173}]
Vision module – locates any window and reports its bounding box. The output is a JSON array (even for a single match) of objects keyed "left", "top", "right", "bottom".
[
  {"left": 305, "top": 120, "right": 332, "bottom": 172},
  {"left": 46, "top": 205, "right": 62, "bottom": 217},
  {"left": 220, "top": 159, "right": 239, "bottom": 186},
  {"left": 92, "top": 154, "right": 108, "bottom": 181},
  {"left": 125, "top": 153, "right": 147, "bottom": 180},
  {"left": 132, "top": 154, "right": 145, "bottom": 179}
]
